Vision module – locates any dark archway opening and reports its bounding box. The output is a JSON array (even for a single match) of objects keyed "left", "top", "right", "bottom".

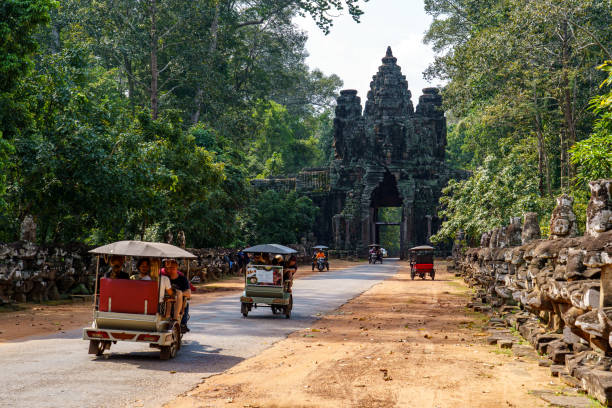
[
  {"left": 370, "top": 172, "right": 404, "bottom": 257},
  {"left": 370, "top": 171, "right": 403, "bottom": 208},
  {"left": 377, "top": 207, "right": 401, "bottom": 257}
]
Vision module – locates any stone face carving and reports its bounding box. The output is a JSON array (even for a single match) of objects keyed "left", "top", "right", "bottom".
[
  {"left": 177, "top": 230, "right": 186, "bottom": 249},
  {"left": 550, "top": 194, "right": 578, "bottom": 239},
  {"left": 507, "top": 217, "right": 522, "bottom": 246},
  {"left": 20, "top": 215, "right": 36, "bottom": 243},
  {"left": 480, "top": 231, "right": 491, "bottom": 248},
  {"left": 586, "top": 179, "right": 612, "bottom": 237},
  {"left": 522, "top": 212, "right": 541, "bottom": 244},
  {"left": 489, "top": 228, "right": 499, "bottom": 249}
]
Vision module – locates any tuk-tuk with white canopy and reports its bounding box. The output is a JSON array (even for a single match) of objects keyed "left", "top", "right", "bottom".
[
  {"left": 83, "top": 240, "right": 197, "bottom": 360},
  {"left": 240, "top": 244, "right": 297, "bottom": 319}
]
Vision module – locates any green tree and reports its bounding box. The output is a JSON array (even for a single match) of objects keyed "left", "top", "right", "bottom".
[{"left": 242, "top": 190, "right": 319, "bottom": 245}]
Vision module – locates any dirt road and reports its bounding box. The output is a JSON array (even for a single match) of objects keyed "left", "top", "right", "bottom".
[
  {"left": 0, "top": 260, "right": 359, "bottom": 343},
  {"left": 0, "top": 260, "right": 395, "bottom": 408},
  {"left": 168, "top": 262, "right": 568, "bottom": 408}
]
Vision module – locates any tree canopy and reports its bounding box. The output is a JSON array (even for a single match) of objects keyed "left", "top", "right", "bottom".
[
  {"left": 427, "top": 0, "right": 612, "bottom": 243},
  {"left": 0, "top": 0, "right": 366, "bottom": 246}
]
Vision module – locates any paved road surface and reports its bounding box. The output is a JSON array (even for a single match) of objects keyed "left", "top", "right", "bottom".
[{"left": 0, "top": 260, "right": 398, "bottom": 408}]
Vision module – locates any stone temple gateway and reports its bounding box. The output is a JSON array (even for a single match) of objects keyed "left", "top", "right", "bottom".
[{"left": 253, "top": 47, "right": 455, "bottom": 258}]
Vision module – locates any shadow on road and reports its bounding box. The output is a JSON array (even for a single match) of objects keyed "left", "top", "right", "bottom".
[{"left": 91, "top": 339, "right": 245, "bottom": 373}]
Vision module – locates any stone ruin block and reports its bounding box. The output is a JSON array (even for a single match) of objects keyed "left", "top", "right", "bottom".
[
  {"left": 587, "top": 179, "right": 612, "bottom": 237},
  {"left": 550, "top": 194, "right": 579, "bottom": 239}
]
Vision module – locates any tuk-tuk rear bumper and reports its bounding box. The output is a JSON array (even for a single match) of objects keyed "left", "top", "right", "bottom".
[
  {"left": 241, "top": 296, "right": 290, "bottom": 306},
  {"left": 82, "top": 328, "right": 174, "bottom": 346}
]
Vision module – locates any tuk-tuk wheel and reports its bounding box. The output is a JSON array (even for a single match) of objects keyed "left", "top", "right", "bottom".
[
  {"left": 241, "top": 302, "right": 249, "bottom": 317},
  {"left": 431, "top": 271, "right": 435, "bottom": 280},
  {"left": 160, "top": 324, "right": 181, "bottom": 360}
]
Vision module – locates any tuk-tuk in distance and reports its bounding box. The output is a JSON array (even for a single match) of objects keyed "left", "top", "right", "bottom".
[
  {"left": 82, "top": 241, "right": 197, "bottom": 360},
  {"left": 312, "top": 245, "right": 329, "bottom": 271},
  {"left": 368, "top": 244, "right": 383, "bottom": 264},
  {"left": 409, "top": 245, "right": 435, "bottom": 280},
  {"left": 240, "top": 244, "right": 297, "bottom": 319}
]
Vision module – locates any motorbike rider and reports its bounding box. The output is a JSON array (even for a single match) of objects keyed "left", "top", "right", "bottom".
[{"left": 312, "top": 249, "right": 326, "bottom": 270}]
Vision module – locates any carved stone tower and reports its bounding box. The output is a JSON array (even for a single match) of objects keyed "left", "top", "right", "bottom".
[{"left": 329, "top": 47, "right": 451, "bottom": 258}]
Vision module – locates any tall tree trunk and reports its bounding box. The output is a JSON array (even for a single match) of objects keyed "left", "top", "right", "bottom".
[
  {"left": 150, "top": 0, "right": 159, "bottom": 120},
  {"left": 560, "top": 19, "right": 576, "bottom": 188},
  {"left": 123, "top": 54, "right": 135, "bottom": 112},
  {"left": 533, "top": 85, "right": 552, "bottom": 196},
  {"left": 192, "top": 1, "right": 221, "bottom": 125}
]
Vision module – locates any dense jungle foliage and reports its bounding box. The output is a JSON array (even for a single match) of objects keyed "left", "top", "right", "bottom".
[
  {"left": 0, "top": 0, "right": 365, "bottom": 247},
  {"left": 427, "top": 0, "right": 612, "bottom": 244}
]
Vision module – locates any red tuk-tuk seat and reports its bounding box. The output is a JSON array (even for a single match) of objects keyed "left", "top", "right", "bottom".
[
  {"left": 99, "top": 278, "right": 158, "bottom": 315},
  {"left": 415, "top": 263, "right": 434, "bottom": 271}
]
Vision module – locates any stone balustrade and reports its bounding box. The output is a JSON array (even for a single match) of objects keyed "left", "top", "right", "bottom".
[{"left": 454, "top": 179, "right": 612, "bottom": 404}]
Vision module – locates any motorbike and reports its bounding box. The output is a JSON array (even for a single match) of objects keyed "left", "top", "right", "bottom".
[{"left": 316, "top": 257, "right": 329, "bottom": 271}]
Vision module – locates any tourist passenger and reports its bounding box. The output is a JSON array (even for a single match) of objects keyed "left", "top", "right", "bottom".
[
  {"left": 105, "top": 255, "right": 129, "bottom": 279},
  {"left": 135, "top": 258, "right": 152, "bottom": 280},
  {"left": 165, "top": 259, "right": 191, "bottom": 332}
]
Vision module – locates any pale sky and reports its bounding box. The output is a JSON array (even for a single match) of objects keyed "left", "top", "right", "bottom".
[{"left": 295, "top": 0, "right": 441, "bottom": 104}]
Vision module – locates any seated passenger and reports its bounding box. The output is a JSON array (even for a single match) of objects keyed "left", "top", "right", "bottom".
[
  {"left": 164, "top": 259, "right": 191, "bottom": 333},
  {"left": 283, "top": 255, "right": 297, "bottom": 292},
  {"left": 105, "top": 255, "right": 129, "bottom": 279},
  {"left": 134, "top": 258, "right": 152, "bottom": 280}
]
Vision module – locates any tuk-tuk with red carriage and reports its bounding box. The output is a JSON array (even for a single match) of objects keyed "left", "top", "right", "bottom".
[
  {"left": 82, "top": 241, "right": 197, "bottom": 360},
  {"left": 409, "top": 245, "right": 435, "bottom": 280}
]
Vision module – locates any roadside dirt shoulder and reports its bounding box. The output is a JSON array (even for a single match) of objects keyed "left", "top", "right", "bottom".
[
  {"left": 168, "top": 262, "right": 561, "bottom": 408},
  {"left": 0, "top": 259, "right": 361, "bottom": 343}
]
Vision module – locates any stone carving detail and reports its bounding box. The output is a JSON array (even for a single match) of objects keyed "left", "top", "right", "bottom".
[
  {"left": 164, "top": 230, "right": 174, "bottom": 245},
  {"left": 550, "top": 194, "right": 578, "bottom": 239},
  {"left": 489, "top": 228, "right": 499, "bottom": 249},
  {"left": 586, "top": 179, "right": 612, "bottom": 237},
  {"left": 506, "top": 217, "right": 522, "bottom": 246},
  {"left": 177, "top": 230, "right": 186, "bottom": 249},
  {"left": 522, "top": 212, "right": 541, "bottom": 244},
  {"left": 20, "top": 215, "right": 36, "bottom": 243},
  {"left": 480, "top": 231, "right": 491, "bottom": 248}
]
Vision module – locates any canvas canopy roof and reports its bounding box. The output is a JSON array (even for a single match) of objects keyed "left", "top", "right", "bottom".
[
  {"left": 89, "top": 240, "right": 197, "bottom": 259},
  {"left": 242, "top": 244, "right": 297, "bottom": 254},
  {"left": 409, "top": 245, "right": 435, "bottom": 251},
  {"left": 313, "top": 245, "right": 329, "bottom": 249}
]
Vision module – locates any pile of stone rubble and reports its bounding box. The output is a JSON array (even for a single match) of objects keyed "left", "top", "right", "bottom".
[{"left": 455, "top": 179, "right": 612, "bottom": 405}]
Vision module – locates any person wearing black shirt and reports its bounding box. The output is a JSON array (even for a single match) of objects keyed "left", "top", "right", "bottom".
[
  {"left": 105, "top": 255, "right": 130, "bottom": 279},
  {"left": 165, "top": 259, "right": 191, "bottom": 332}
]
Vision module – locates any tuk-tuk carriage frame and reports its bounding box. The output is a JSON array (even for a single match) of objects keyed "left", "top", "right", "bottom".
[
  {"left": 409, "top": 245, "right": 435, "bottom": 280},
  {"left": 368, "top": 244, "right": 383, "bottom": 264},
  {"left": 312, "top": 245, "right": 329, "bottom": 271},
  {"left": 240, "top": 244, "right": 297, "bottom": 319},
  {"left": 82, "top": 241, "right": 197, "bottom": 360}
]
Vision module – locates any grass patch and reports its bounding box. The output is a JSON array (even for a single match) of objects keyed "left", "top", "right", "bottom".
[
  {"left": 490, "top": 348, "right": 513, "bottom": 356},
  {"left": 0, "top": 303, "right": 27, "bottom": 313}
]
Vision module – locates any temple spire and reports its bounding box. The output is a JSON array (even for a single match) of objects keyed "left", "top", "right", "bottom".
[{"left": 382, "top": 46, "right": 397, "bottom": 64}]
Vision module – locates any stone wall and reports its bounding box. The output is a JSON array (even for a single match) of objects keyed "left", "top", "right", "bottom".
[
  {"left": 0, "top": 242, "right": 315, "bottom": 305},
  {"left": 454, "top": 179, "right": 612, "bottom": 404}
]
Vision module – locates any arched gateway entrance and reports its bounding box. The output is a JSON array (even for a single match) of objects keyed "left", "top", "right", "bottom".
[
  {"left": 252, "top": 47, "right": 460, "bottom": 258},
  {"left": 326, "top": 47, "right": 453, "bottom": 259}
]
